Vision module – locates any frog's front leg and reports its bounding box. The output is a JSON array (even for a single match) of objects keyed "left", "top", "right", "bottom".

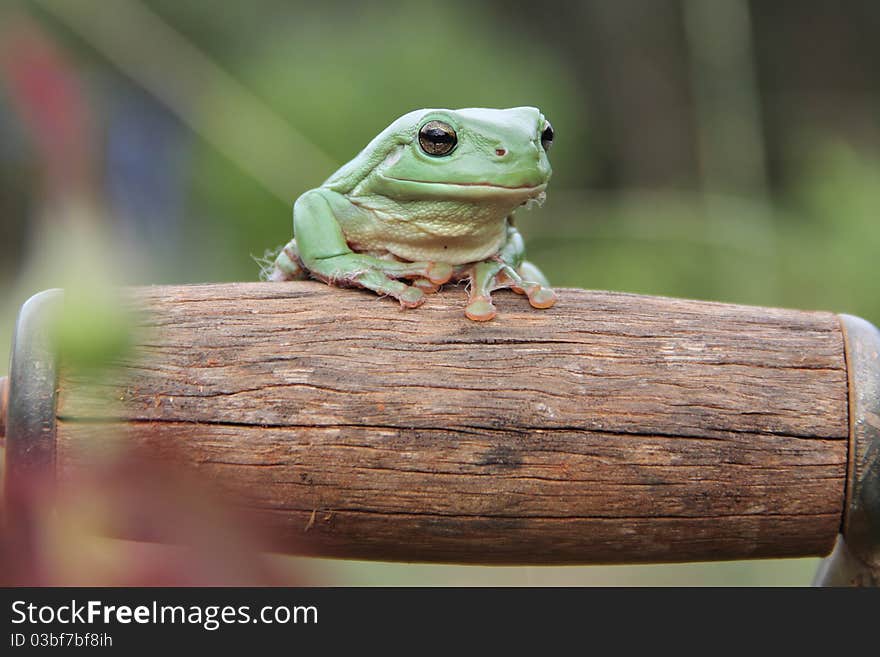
[
  {"left": 290, "top": 189, "right": 452, "bottom": 307},
  {"left": 464, "top": 223, "right": 557, "bottom": 321}
]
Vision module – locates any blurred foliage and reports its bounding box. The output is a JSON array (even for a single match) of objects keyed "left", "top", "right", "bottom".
[
  {"left": 1, "top": 0, "right": 879, "bottom": 585},
  {"left": 781, "top": 143, "right": 880, "bottom": 321},
  {"left": 523, "top": 140, "right": 880, "bottom": 326}
]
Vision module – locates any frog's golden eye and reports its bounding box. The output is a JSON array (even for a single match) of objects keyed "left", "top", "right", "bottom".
[
  {"left": 418, "top": 121, "right": 457, "bottom": 156},
  {"left": 541, "top": 121, "right": 554, "bottom": 151}
]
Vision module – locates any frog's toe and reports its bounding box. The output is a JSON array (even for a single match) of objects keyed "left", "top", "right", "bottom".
[
  {"left": 524, "top": 284, "right": 557, "bottom": 309},
  {"left": 508, "top": 280, "right": 526, "bottom": 295},
  {"left": 493, "top": 269, "right": 518, "bottom": 291},
  {"left": 351, "top": 269, "right": 426, "bottom": 308},
  {"left": 398, "top": 286, "right": 426, "bottom": 308},
  {"left": 518, "top": 261, "right": 551, "bottom": 288},
  {"left": 465, "top": 296, "right": 497, "bottom": 322},
  {"left": 411, "top": 278, "right": 441, "bottom": 294},
  {"left": 426, "top": 262, "right": 454, "bottom": 285}
]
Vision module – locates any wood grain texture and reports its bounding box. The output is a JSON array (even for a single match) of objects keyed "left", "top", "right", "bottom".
[{"left": 55, "top": 282, "right": 849, "bottom": 564}]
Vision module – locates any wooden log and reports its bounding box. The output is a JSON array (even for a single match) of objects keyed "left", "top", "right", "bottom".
[{"left": 54, "top": 282, "right": 848, "bottom": 564}]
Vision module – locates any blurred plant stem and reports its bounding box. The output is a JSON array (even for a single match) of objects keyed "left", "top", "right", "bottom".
[
  {"left": 30, "top": 0, "right": 338, "bottom": 200},
  {"left": 683, "top": 0, "right": 779, "bottom": 302},
  {"left": 0, "top": 12, "right": 131, "bottom": 375}
]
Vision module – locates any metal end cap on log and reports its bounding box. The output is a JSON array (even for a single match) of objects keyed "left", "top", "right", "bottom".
[
  {"left": 3, "top": 289, "right": 62, "bottom": 506},
  {"left": 815, "top": 314, "right": 880, "bottom": 586},
  {"left": 0, "top": 376, "right": 8, "bottom": 440}
]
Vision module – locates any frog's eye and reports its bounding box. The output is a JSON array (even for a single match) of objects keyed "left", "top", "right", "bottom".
[
  {"left": 541, "top": 121, "right": 554, "bottom": 151},
  {"left": 418, "top": 121, "right": 457, "bottom": 156}
]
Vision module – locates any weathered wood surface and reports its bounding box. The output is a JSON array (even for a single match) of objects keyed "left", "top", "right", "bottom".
[{"left": 56, "top": 282, "right": 849, "bottom": 564}]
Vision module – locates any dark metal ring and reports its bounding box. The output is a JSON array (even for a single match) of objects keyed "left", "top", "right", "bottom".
[
  {"left": 814, "top": 314, "right": 880, "bottom": 586},
  {"left": 4, "top": 289, "right": 63, "bottom": 518}
]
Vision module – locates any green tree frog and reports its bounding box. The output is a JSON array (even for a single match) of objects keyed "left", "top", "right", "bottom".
[{"left": 266, "top": 106, "right": 556, "bottom": 321}]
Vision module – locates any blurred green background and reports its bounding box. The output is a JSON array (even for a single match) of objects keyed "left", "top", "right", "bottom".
[{"left": 1, "top": 0, "right": 878, "bottom": 585}]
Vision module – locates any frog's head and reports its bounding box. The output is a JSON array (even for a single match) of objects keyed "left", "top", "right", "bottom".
[{"left": 328, "top": 107, "right": 553, "bottom": 203}]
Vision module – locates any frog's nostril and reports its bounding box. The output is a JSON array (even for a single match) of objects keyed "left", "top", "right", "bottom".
[{"left": 495, "top": 148, "right": 507, "bottom": 157}]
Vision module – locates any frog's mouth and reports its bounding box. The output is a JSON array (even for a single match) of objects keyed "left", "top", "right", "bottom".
[{"left": 379, "top": 175, "right": 547, "bottom": 198}]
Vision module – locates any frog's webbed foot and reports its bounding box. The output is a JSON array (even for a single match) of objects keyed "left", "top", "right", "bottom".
[
  {"left": 311, "top": 254, "right": 453, "bottom": 309},
  {"left": 463, "top": 259, "right": 557, "bottom": 321},
  {"left": 410, "top": 278, "right": 441, "bottom": 294},
  {"left": 349, "top": 270, "right": 426, "bottom": 308}
]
